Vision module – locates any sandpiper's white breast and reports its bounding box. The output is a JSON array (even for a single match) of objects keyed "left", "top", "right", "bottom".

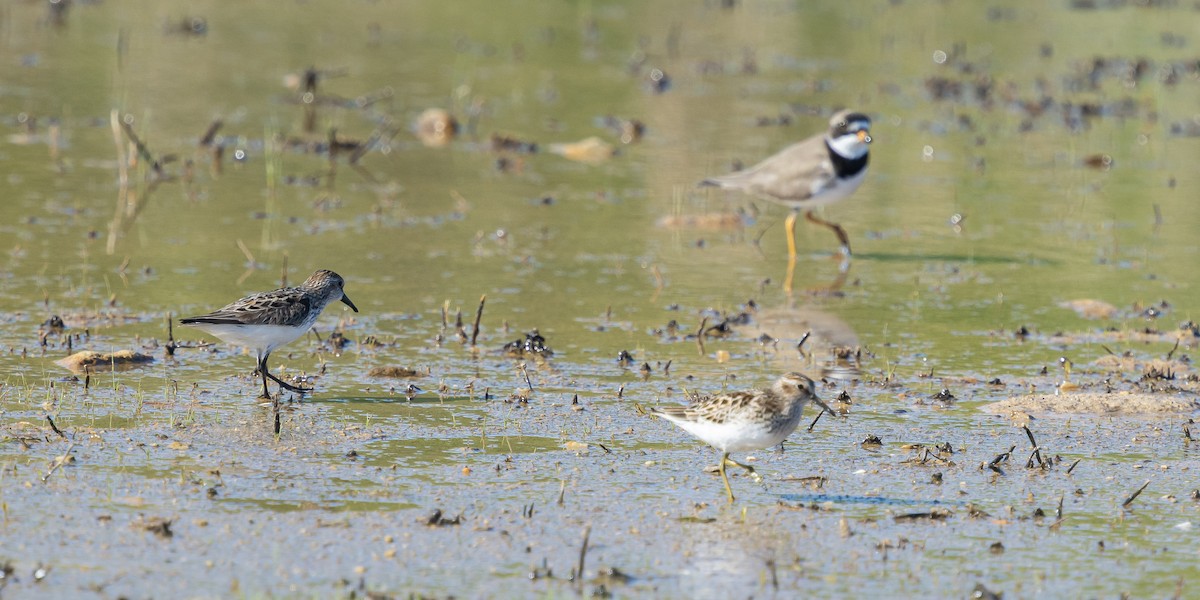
[{"left": 186, "top": 323, "right": 309, "bottom": 354}]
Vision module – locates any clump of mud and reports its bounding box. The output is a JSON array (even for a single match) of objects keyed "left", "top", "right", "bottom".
[
  {"left": 983, "top": 391, "right": 1199, "bottom": 415},
  {"left": 56, "top": 350, "right": 154, "bottom": 373}
]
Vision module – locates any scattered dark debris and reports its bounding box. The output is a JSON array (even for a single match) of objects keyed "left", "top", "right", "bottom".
[
  {"left": 893, "top": 507, "right": 952, "bottom": 522},
  {"left": 426, "top": 509, "right": 462, "bottom": 527},
  {"left": 140, "top": 516, "right": 174, "bottom": 539},
  {"left": 491, "top": 133, "right": 538, "bottom": 154},
  {"left": 595, "top": 116, "right": 644, "bottom": 144},
  {"left": 593, "top": 566, "right": 633, "bottom": 586},
  {"left": 1015, "top": 325, "right": 1030, "bottom": 340},
  {"left": 616, "top": 350, "right": 635, "bottom": 366},
  {"left": 971, "top": 582, "right": 1003, "bottom": 600},
  {"left": 860, "top": 434, "right": 883, "bottom": 449},
  {"left": 41, "top": 315, "right": 65, "bottom": 333},
  {"left": 988, "top": 541, "right": 1005, "bottom": 554},
  {"left": 326, "top": 330, "right": 351, "bottom": 351},
  {"left": 503, "top": 330, "right": 553, "bottom": 358},
  {"left": 928, "top": 389, "right": 956, "bottom": 404},
  {"left": 966, "top": 504, "right": 991, "bottom": 519},
  {"left": 1082, "top": 153, "right": 1113, "bottom": 170},
  {"left": 1142, "top": 365, "right": 1175, "bottom": 381}
]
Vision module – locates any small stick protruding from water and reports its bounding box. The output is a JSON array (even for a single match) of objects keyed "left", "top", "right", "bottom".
[
  {"left": 807, "top": 409, "right": 823, "bottom": 432},
  {"left": 557, "top": 480, "right": 566, "bottom": 506},
  {"left": 41, "top": 442, "right": 76, "bottom": 483},
  {"left": 1055, "top": 494, "right": 1064, "bottom": 519},
  {"left": 1167, "top": 338, "right": 1180, "bottom": 361},
  {"left": 46, "top": 415, "right": 67, "bottom": 439},
  {"left": 470, "top": 294, "right": 486, "bottom": 347},
  {"left": 273, "top": 398, "right": 282, "bottom": 436},
  {"left": 574, "top": 525, "right": 591, "bottom": 587},
  {"left": 165, "top": 313, "right": 176, "bottom": 357},
  {"left": 519, "top": 363, "right": 533, "bottom": 392},
  {"left": 1122, "top": 480, "right": 1151, "bottom": 508},
  {"left": 441, "top": 300, "right": 450, "bottom": 330},
  {"left": 199, "top": 120, "right": 223, "bottom": 148},
  {"left": 695, "top": 316, "right": 707, "bottom": 355},
  {"left": 1066, "top": 458, "right": 1081, "bottom": 475},
  {"left": 797, "top": 331, "right": 811, "bottom": 358}
]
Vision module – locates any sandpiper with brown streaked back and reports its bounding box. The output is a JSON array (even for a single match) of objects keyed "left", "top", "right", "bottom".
[
  {"left": 648, "top": 372, "right": 834, "bottom": 504},
  {"left": 701, "top": 109, "right": 871, "bottom": 288},
  {"left": 180, "top": 270, "right": 358, "bottom": 399}
]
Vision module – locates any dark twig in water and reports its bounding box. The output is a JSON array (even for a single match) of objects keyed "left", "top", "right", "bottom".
[
  {"left": 1167, "top": 338, "right": 1180, "bottom": 361},
  {"left": 1022, "top": 425, "right": 1038, "bottom": 449},
  {"left": 1100, "top": 344, "right": 1116, "bottom": 356},
  {"left": 807, "top": 409, "right": 823, "bottom": 432},
  {"left": 1066, "top": 458, "right": 1081, "bottom": 475},
  {"left": 1122, "top": 480, "right": 1151, "bottom": 508},
  {"left": 273, "top": 398, "right": 282, "bottom": 436},
  {"left": 1056, "top": 494, "right": 1064, "bottom": 519},
  {"left": 46, "top": 415, "right": 67, "bottom": 439},
  {"left": 797, "top": 331, "right": 811, "bottom": 358},
  {"left": 695, "top": 317, "right": 707, "bottom": 355},
  {"left": 519, "top": 363, "right": 534, "bottom": 392},
  {"left": 986, "top": 445, "right": 1015, "bottom": 473},
  {"left": 470, "top": 294, "right": 486, "bottom": 347},
  {"left": 574, "top": 525, "right": 591, "bottom": 587},
  {"left": 165, "top": 313, "right": 176, "bottom": 357}
]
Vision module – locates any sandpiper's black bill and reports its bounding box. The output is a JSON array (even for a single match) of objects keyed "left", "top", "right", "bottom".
[{"left": 341, "top": 294, "right": 359, "bottom": 312}]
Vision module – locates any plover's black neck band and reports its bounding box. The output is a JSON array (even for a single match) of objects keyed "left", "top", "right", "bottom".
[{"left": 826, "top": 140, "right": 868, "bottom": 178}]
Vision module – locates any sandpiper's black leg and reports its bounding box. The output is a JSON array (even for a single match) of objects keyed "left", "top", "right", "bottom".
[
  {"left": 257, "top": 354, "right": 272, "bottom": 399},
  {"left": 259, "top": 353, "right": 312, "bottom": 395}
]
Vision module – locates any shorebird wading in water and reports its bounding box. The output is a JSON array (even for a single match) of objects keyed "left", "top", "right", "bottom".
[
  {"left": 180, "top": 270, "right": 358, "bottom": 399},
  {"left": 649, "top": 372, "right": 834, "bottom": 503},
  {"left": 701, "top": 109, "right": 871, "bottom": 290}
]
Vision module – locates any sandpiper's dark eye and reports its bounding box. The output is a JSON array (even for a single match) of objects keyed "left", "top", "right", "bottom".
[{"left": 838, "top": 120, "right": 847, "bottom": 128}]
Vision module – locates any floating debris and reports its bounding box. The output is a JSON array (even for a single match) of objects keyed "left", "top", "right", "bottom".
[
  {"left": 490, "top": 133, "right": 538, "bottom": 154},
  {"left": 595, "top": 116, "right": 644, "bottom": 144},
  {"left": 413, "top": 108, "right": 458, "bottom": 147},
  {"left": 548, "top": 136, "right": 616, "bottom": 164},
  {"left": 1059, "top": 299, "right": 1117, "bottom": 320},
  {"left": 56, "top": 350, "right": 154, "bottom": 373},
  {"left": 367, "top": 366, "right": 421, "bottom": 378}
]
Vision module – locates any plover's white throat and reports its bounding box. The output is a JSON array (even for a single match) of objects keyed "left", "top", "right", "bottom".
[
  {"left": 701, "top": 109, "right": 872, "bottom": 268},
  {"left": 649, "top": 372, "right": 833, "bottom": 503},
  {"left": 180, "top": 269, "right": 358, "bottom": 399}
]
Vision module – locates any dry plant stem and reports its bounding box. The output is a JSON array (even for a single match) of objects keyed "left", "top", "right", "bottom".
[
  {"left": 471, "top": 295, "right": 486, "bottom": 347},
  {"left": 575, "top": 525, "right": 591, "bottom": 587},
  {"left": 42, "top": 443, "right": 76, "bottom": 483},
  {"left": 1122, "top": 480, "right": 1151, "bottom": 508}
]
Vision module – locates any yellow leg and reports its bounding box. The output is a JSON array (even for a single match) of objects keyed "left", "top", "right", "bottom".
[
  {"left": 723, "top": 455, "right": 757, "bottom": 475},
  {"left": 805, "top": 210, "right": 852, "bottom": 257},
  {"left": 719, "top": 452, "right": 735, "bottom": 504},
  {"left": 784, "top": 212, "right": 799, "bottom": 260},
  {"left": 783, "top": 212, "right": 798, "bottom": 293}
]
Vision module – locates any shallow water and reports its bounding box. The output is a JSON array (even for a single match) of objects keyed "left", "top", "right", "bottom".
[{"left": 3, "top": 0, "right": 1200, "bottom": 598}]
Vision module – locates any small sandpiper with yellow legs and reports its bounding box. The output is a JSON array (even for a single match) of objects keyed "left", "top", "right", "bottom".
[
  {"left": 701, "top": 109, "right": 871, "bottom": 291},
  {"left": 649, "top": 372, "right": 834, "bottom": 504},
  {"left": 180, "top": 269, "right": 358, "bottom": 399}
]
